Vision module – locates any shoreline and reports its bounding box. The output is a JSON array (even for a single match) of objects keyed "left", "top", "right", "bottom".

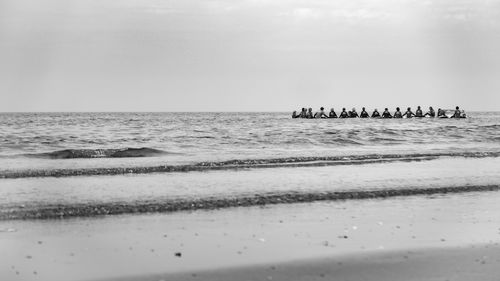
[
  {"left": 112, "top": 244, "right": 500, "bottom": 281},
  {"left": 2, "top": 184, "right": 500, "bottom": 220},
  {"left": 2, "top": 151, "right": 499, "bottom": 179},
  {"left": 2, "top": 190, "right": 500, "bottom": 281},
  {"left": 2, "top": 156, "right": 500, "bottom": 220}
]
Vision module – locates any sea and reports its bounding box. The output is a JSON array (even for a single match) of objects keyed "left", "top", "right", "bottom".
[{"left": 1, "top": 112, "right": 499, "bottom": 220}]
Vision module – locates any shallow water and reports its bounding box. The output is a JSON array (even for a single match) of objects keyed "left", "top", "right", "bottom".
[
  {"left": 0, "top": 112, "right": 499, "bottom": 219},
  {"left": 0, "top": 112, "right": 499, "bottom": 171},
  {"left": 1, "top": 157, "right": 499, "bottom": 219}
]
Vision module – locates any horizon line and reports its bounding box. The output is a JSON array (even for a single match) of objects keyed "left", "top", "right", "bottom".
[{"left": 0, "top": 110, "right": 497, "bottom": 114}]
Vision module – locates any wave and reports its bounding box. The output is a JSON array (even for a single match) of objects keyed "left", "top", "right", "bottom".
[
  {"left": 24, "top": 147, "right": 171, "bottom": 159},
  {"left": 329, "top": 137, "right": 363, "bottom": 145},
  {"left": 2, "top": 184, "right": 499, "bottom": 220},
  {"left": 369, "top": 137, "right": 402, "bottom": 143},
  {"left": 1, "top": 151, "right": 499, "bottom": 179},
  {"left": 479, "top": 124, "right": 500, "bottom": 130}
]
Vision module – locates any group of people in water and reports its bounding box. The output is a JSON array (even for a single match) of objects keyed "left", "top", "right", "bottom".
[{"left": 292, "top": 106, "right": 466, "bottom": 119}]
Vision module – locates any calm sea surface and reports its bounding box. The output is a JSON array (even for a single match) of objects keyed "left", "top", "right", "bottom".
[
  {"left": 1, "top": 112, "right": 499, "bottom": 168},
  {"left": 0, "top": 112, "right": 499, "bottom": 219}
]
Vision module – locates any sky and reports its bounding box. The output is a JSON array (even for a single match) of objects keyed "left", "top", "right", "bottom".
[{"left": 1, "top": 0, "right": 499, "bottom": 112}]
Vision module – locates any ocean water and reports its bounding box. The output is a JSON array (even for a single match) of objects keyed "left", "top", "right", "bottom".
[{"left": 0, "top": 112, "right": 499, "bottom": 219}]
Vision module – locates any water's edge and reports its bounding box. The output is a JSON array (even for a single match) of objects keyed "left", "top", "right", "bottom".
[
  {"left": 2, "top": 184, "right": 499, "bottom": 220},
  {"left": 1, "top": 151, "right": 498, "bottom": 179}
]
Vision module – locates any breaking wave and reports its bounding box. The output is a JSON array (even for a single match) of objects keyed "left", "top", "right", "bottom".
[{"left": 24, "top": 147, "right": 171, "bottom": 159}]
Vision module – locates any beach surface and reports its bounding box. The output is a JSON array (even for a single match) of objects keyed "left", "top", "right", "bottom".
[
  {"left": 2, "top": 189, "right": 500, "bottom": 281},
  {"left": 140, "top": 245, "right": 500, "bottom": 281}
]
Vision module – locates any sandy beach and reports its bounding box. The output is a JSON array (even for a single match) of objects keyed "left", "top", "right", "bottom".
[
  {"left": 2, "top": 189, "right": 500, "bottom": 281},
  {"left": 2, "top": 0, "right": 500, "bottom": 279},
  {"left": 141, "top": 245, "right": 500, "bottom": 281}
]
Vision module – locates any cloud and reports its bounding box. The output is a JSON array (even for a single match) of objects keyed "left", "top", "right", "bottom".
[
  {"left": 329, "top": 8, "right": 392, "bottom": 20},
  {"left": 278, "top": 6, "right": 395, "bottom": 23},
  {"left": 291, "top": 7, "right": 323, "bottom": 20}
]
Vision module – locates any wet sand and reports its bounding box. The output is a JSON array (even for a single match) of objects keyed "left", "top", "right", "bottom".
[
  {"left": 2, "top": 157, "right": 500, "bottom": 220},
  {"left": 130, "top": 245, "right": 500, "bottom": 281},
  {"left": 2, "top": 184, "right": 500, "bottom": 220},
  {"left": 2, "top": 190, "right": 500, "bottom": 281}
]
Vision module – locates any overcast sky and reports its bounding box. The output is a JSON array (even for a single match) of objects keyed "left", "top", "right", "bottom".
[{"left": 1, "top": 0, "right": 499, "bottom": 112}]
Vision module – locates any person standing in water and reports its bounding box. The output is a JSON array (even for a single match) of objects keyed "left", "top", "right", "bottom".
[
  {"left": 382, "top": 108, "right": 392, "bottom": 118},
  {"left": 360, "top": 107, "right": 369, "bottom": 118},
  {"left": 371, "top": 108, "right": 381, "bottom": 118},
  {"left": 339, "top": 108, "right": 349, "bottom": 118},
  {"left": 451, "top": 106, "right": 462, "bottom": 118},
  {"left": 299, "top": 108, "right": 307, "bottom": 118},
  {"left": 415, "top": 106, "right": 424, "bottom": 117},
  {"left": 315, "top": 107, "right": 329, "bottom": 118},
  {"left": 403, "top": 107, "right": 415, "bottom": 118},
  {"left": 329, "top": 108, "right": 337, "bottom": 118},
  {"left": 349, "top": 108, "right": 359, "bottom": 118},
  {"left": 306, "top": 108, "right": 314, "bottom": 118},
  {"left": 393, "top": 107, "right": 403, "bottom": 118},
  {"left": 437, "top": 108, "right": 448, "bottom": 118},
  {"left": 425, "top": 106, "right": 435, "bottom": 117}
]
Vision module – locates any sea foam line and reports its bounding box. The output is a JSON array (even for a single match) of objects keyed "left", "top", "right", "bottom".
[
  {"left": 1, "top": 184, "right": 499, "bottom": 220},
  {"left": 24, "top": 147, "right": 171, "bottom": 159},
  {"left": 1, "top": 151, "right": 499, "bottom": 179}
]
